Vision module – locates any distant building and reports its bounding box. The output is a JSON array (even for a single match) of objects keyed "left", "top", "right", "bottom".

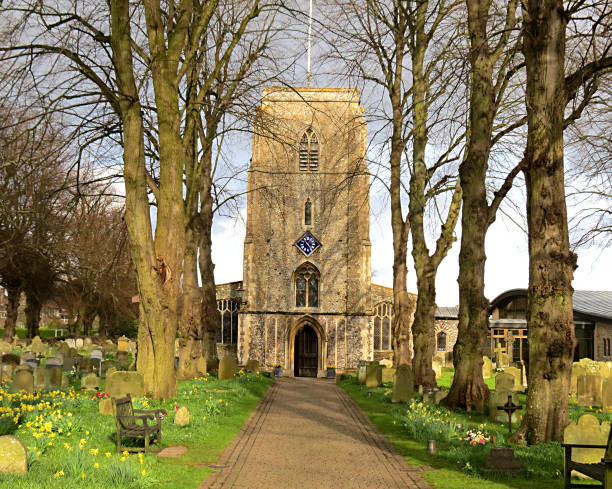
[{"left": 489, "top": 289, "right": 612, "bottom": 363}]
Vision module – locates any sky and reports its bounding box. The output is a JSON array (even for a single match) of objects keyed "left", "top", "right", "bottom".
[{"left": 210, "top": 187, "right": 612, "bottom": 308}]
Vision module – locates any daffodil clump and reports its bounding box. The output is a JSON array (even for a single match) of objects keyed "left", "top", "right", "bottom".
[{"left": 397, "top": 399, "right": 459, "bottom": 443}]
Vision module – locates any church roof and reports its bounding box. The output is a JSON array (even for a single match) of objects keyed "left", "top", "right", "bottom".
[{"left": 435, "top": 306, "right": 459, "bottom": 319}]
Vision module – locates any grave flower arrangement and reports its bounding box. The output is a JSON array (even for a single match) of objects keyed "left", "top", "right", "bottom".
[{"left": 462, "top": 428, "right": 493, "bottom": 445}]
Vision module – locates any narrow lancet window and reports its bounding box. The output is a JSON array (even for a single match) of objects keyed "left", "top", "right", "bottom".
[{"left": 304, "top": 199, "right": 312, "bottom": 225}]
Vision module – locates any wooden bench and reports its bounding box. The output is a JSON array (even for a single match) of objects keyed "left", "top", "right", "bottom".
[
  {"left": 112, "top": 394, "right": 164, "bottom": 453},
  {"left": 563, "top": 426, "right": 612, "bottom": 489}
]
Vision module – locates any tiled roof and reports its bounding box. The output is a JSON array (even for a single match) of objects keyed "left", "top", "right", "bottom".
[{"left": 435, "top": 306, "right": 458, "bottom": 319}]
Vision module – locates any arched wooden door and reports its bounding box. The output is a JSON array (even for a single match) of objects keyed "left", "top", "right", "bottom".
[{"left": 294, "top": 324, "right": 318, "bottom": 377}]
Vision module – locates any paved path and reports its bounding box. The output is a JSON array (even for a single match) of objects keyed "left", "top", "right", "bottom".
[{"left": 200, "top": 377, "right": 431, "bottom": 489}]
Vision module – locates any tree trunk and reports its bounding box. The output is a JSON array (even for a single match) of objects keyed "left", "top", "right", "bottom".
[
  {"left": 110, "top": 0, "right": 184, "bottom": 399},
  {"left": 510, "top": 0, "right": 575, "bottom": 444},
  {"left": 3, "top": 285, "right": 21, "bottom": 340},
  {"left": 24, "top": 289, "right": 41, "bottom": 339},
  {"left": 82, "top": 306, "right": 97, "bottom": 336},
  {"left": 177, "top": 226, "right": 203, "bottom": 380},
  {"left": 411, "top": 272, "right": 437, "bottom": 387},
  {"left": 444, "top": 0, "right": 518, "bottom": 411},
  {"left": 198, "top": 167, "right": 220, "bottom": 366}
]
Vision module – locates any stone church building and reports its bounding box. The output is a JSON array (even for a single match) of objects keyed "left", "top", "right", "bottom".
[{"left": 215, "top": 87, "right": 457, "bottom": 377}]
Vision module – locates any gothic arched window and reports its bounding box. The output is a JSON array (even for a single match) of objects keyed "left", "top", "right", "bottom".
[
  {"left": 437, "top": 332, "right": 447, "bottom": 352},
  {"left": 373, "top": 302, "right": 393, "bottom": 350},
  {"left": 216, "top": 298, "right": 240, "bottom": 344},
  {"left": 304, "top": 199, "right": 312, "bottom": 225},
  {"left": 299, "top": 128, "right": 319, "bottom": 171},
  {"left": 295, "top": 263, "right": 319, "bottom": 308}
]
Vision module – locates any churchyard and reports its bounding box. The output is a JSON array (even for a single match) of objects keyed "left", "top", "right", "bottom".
[
  {"left": 0, "top": 335, "right": 272, "bottom": 488},
  {"left": 343, "top": 356, "right": 612, "bottom": 489}
]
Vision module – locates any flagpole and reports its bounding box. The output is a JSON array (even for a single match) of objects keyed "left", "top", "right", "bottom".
[{"left": 307, "top": 0, "right": 313, "bottom": 86}]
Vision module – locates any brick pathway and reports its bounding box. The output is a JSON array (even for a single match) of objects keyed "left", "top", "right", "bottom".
[{"left": 199, "top": 377, "right": 431, "bottom": 489}]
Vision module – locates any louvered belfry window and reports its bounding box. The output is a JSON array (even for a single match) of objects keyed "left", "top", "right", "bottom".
[{"left": 299, "top": 128, "right": 319, "bottom": 171}]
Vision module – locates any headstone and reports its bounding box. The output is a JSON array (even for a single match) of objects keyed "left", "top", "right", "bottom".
[
  {"left": 61, "top": 373, "right": 70, "bottom": 388},
  {"left": 495, "top": 372, "right": 515, "bottom": 392},
  {"left": 576, "top": 375, "right": 593, "bottom": 406},
  {"left": 84, "top": 338, "right": 92, "bottom": 348},
  {"left": 489, "top": 390, "right": 520, "bottom": 423},
  {"left": 245, "top": 359, "right": 259, "bottom": 372},
  {"left": 504, "top": 367, "right": 522, "bottom": 391},
  {"left": 493, "top": 343, "right": 507, "bottom": 366},
  {"left": 34, "top": 367, "right": 47, "bottom": 390},
  {"left": 0, "top": 363, "right": 15, "bottom": 382},
  {"left": 499, "top": 352, "right": 510, "bottom": 368},
  {"left": 21, "top": 352, "right": 36, "bottom": 364},
  {"left": 444, "top": 351, "right": 453, "bottom": 366},
  {"left": 219, "top": 356, "right": 237, "bottom": 380},
  {"left": 433, "top": 390, "right": 448, "bottom": 405},
  {"left": 30, "top": 337, "right": 48, "bottom": 356},
  {"left": 482, "top": 356, "right": 492, "bottom": 379},
  {"left": 75, "top": 338, "right": 84, "bottom": 349},
  {"left": 564, "top": 414, "right": 610, "bottom": 464},
  {"left": 101, "top": 360, "right": 119, "bottom": 377},
  {"left": 196, "top": 357, "right": 207, "bottom": 375},
  {"left": 62, "top": 356, "right": 76, "bottom": 372},
  {"left": 46, "top": 366, "right": 62, "bottom": 388},
  {"left": 106, "top": 371, "right": 145, "bottom": 398},
  {"left": 64, "top": 338, "right": 76, "bottom": 349},
  {"left": 603, "top": 378, "right": 612, "bottom": 410},
  {"left": 1, "top": 354, "right": 20, "bottom": 366},
  {"left": 99, "top": 398, "right": 113, "bottom": 415},
  {"left": 128, "top": 340, "right": 137, "bottom": 353},
  {"left": 90, "top": 349, "right": 104, "bottom": 360},
  {"left": 365, "top": 361, "right": 382, "bottom": 388},
  {"left": 433, "top": 353, "right": 446, "bottom": 367},
  {"left": 0, "top": 341, "right": 12, "bottom": 354},
  {"left": 382, "top": 367, "right": 396, "bottom": 383},
  {"left": 80, "top": 357, "right": 95, "bottom": 373},
  {"left": 12, "top": 369, "right": 34, "bottom": 393},
  {"left": 45, "top": 357, "right": 62, "bottom": 367},
  {"left": 24, "top": 360, "right": 39, "bottom": 368},
  {"left": 379, "top": 358, "right": 393, "bottom": 368},
  {"left": 174, "top": 406, "right": 190, "bottom": 426},
  {"left": 117, "top": 337, "right": 129, "bottom": 352},
  {"left": 484, "top": 446, "right": 522, "bottom": 473},
  {"left": 56, "top": 342, "right": 71, "bottom": 359},
  {"left": 357, "top": 361, "right": 368, "bottom": 385},
  {"left": 0, "top": 435, "right": 27, "bottom": 474},
  {"left": 392, "top": 364, "right": 414, "bottom": 403},
  {"left": 587, "top": 374, "right": 603, "bottom": 406},
  {"left": 105, "top": 367, "right": 118, "bottom": 380},
  {"left": 432, "top": 358, "right": 443, "bottom": 378},
  {"left": 81, "top": 373, "right": 101, "bottom": 391}
]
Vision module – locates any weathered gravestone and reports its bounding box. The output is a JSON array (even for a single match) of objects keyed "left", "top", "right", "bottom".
[
  {"left": 432, "top": 358, "right": 443, "bottom": 379},
  {"left": 55, "top": 342, "right": 71, "bottom": 359},
  {"left": 117, "top": 337, "right": 129, "bottom": 352},
  {"left": 357, "top": 361, "right": 368, "bottom": 385},
  {"left": 0, "top": 435, "right": 27, "bottom": 475},
  {"left": 62, "top": 356, "right": 76, "bottom": 372},
  {"left": 116, "top": 351, "right": 129, "bottom": 365},
  {"left": 20, "top": 352, "right": 36, "bottom": 364},
  {"left": 64, "top": 338, "right": 76, "bottom": 349},
  {"left": 45, "top": 358, "right": 62, "bottom": 368},
  {"left": 99, "top": 398, "right": 113, "bottom": 415},
  {"left": 101, "top": 360, "right": 119, "bottom": 378},
  {"left": 495, "top": 372, "right": 515, "bottom": 392},
  {"left": 46, "top": 366, "right": 62, "bottom": 388},
  {"left": 12, "top": 368, "right": 34, "bottom": 393},
  {"left": 382, "top": 367, "right": 396, "bottom": 384},
  {"left": 577, "top": 374, "right": 590, "bottom": 405},
  {"left": 482, "top": 356, "right": 492, "bottom": 379},
  {"left": 103, "top": 341, "right": 117, "bottom": 354},
  {"left": 504, "top": 367, "right": 522, "bottom": 391},
  {"left": 80, "top": 357, "right": 96, "bottom": 373},
  {"left": 433, "top": 390, "right": 448, "bottom": 405},
  {"left": 196, "top": 357, "right": 207, "bottom": 375},
  {"left": 218, "top": 356, "right": 237, "bottom": 380},
  {"left": 174, "top": 406, "right": 190, "bottom": 426},
  {"left": 0, "top": 341, "right": 12, "bottom": 354},
  {"left": 444, "top": 351, "right": 453, "bottom": 366},
  {"left": 0, "top": 363, "right": 15, "bottom": 382},
  {"left": 75, "top": 338, "right": 84, "bottom": 349},
  {"left": 81, "top": 373, "right": 101, "bottom": 392},
  {"left": 433, "top": 353, "right": 446, "bottom": 367},
  {"left": 564, "top": 414, "right": 610, "bottom": 466},
  {"left": 61, "top": 373, "right": 69, "bottom": 388},
  {"left": 245, "top": 359, "right": 259, "bottom": 372},
  {"left": 28, "top": 337, "right": 47, "bottom": 356},
  {"left": 588, "top": 374, "right": 603, "bottom": 406},
  {"left": 105, "top": 367, "right": 118, "bottom": 380},
  {"left": 392, "top": 364, "right": 414, "bottom": 403},
  {"left": 365, "top": 361, "right": 382, "bottom": 388},
  {"left": 83, "top": 338, "right": 92, "bottom": 348},
  {"left": 106, "top": 371, "right": 144, "bottom": 398},
  {"left": 34, "top": 367, "right": 47, "bottom": 390},
  {"left": 489, "top": 390, "right": 520, "bottom": 423},
  {"left": 602, "top": 378, "right": 612, "bottom": 410}
]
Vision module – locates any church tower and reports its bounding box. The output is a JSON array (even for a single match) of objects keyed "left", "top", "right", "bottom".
[{"left": 239, "top": 87, "right": 372, "bottom": 376}]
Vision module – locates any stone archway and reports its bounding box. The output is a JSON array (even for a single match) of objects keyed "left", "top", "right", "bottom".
[{"left": 286, "top": 317, "right": 326, "bottom": 377}]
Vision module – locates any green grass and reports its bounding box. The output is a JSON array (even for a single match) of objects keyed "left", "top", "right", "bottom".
[
  {"left": 339, "top": 374, "right": 566, "bottom": 489},
  {"left": 0, "top": 371, "right": 272, "bottom": 488}
]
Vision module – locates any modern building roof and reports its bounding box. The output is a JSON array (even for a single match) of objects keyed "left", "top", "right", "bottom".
[{"left": 490, "top": 289, "right": 612, "bottom": 322}]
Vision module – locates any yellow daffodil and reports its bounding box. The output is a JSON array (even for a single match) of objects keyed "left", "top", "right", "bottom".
[
  {"left": 81, "top": 473, "right": 86, "bottom": 479},
  {"left": 90, "top": 448, "right": 99, "bottom": 455},
  {"left": 93, "top": 462, "right": 100, "bottom": 469},
  {"left": 120, "top": 456, "right": 126, "bottom": 462},
  {"left": 105, "top": 452, "right": 112, "bottom": 458},
  {"left": 141, "top": 469, "right": 147, "bottom": 476}
]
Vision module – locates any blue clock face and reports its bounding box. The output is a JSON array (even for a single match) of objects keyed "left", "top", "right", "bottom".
[{"left": 295, "top": 231, "right": 321, "bottom": 257}]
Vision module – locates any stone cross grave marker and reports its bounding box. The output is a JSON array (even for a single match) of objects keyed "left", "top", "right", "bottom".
[{"left": 493, "top": 343, "right": 506, "bottom": 366}]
